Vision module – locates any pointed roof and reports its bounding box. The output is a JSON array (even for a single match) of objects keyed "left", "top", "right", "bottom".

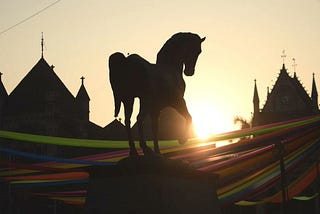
[
  {"left": 76, "top": 76, "right": 90, "bottom": 101},
  {"left": 0, "top": 72, "right": 8, "bottom": 98},
  {"left": 280, "top": 64, "right": 287, "bottom": 74},
  {"left": 253, "top": 79, "right": 259, "bottom": 103},
  {"left": 103, "top": 119, "right": 126, "bottom": 140},
  {"left": 262, "top": 63, "right": 313, "bottom": 113},
  {"left": 104, "top": 119, "right": 125, "bottom": 130},
  {"left": 311, "top": 73, "right": 318, "bottom": 98},
  {"left": 7, "top": 57, "right": 75, "bottom": 115}
]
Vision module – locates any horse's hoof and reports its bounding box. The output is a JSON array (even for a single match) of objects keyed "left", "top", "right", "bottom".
[
  {"left": 142, "top": 146, "right": 154, "bottom": 156},
  {"left": 154, "top": 148, "right": 161, "bottom": 155},
  {"left": 129, "top": 149, "right": 139, "bottom": 157}
]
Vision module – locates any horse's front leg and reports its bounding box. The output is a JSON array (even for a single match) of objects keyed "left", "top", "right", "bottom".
[
  {"left": 172, "top": 98, "right": 192, "bottom": 145},
  {"left": 151, "top": 111, "right": 160, "bottom": 154}
]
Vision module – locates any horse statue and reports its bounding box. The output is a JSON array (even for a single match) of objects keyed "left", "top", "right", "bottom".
[{"left": 109, "top": 32, "right": 205, "bottom": 156}]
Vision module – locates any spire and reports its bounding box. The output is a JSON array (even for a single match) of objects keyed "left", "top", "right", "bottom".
[
  {"left": 0, "top": 71, "right": 8, "bottom": 129},
  {"left": 253, "top": 79, "right": 259, "bottom": 102},
  {"left": 280, "top": 63, "right": 288, "bottom": 75},
  {"left": 76, "top": 76, "right": 90, "bottom": 122},
  {"left": 0, "top": 72, "right": 8, "bottom": 97},
  {"left": 253, "top": 79, "right": 260, "bottom": 115},
  {"left": 41, "top": 32, "right": 44, "bottom": 58},
  {"left": 311, "top": 73, "right": 318, "bottom": 111},
  {"left": 312, "top": 73, "right": 317, "bottom": 96},
  {"left": 76, "top": 76, "right": 90, "bottom": 101}
]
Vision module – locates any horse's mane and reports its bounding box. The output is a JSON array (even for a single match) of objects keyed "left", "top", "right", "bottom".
[{"left": 156, "top": 32, "right": 201, "bottom": 64}]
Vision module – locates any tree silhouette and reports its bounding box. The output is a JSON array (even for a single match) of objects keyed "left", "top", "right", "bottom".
[{"left": 233, "top": 116, "right": 250, "bottom": 129}]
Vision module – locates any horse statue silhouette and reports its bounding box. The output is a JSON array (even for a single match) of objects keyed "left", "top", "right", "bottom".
[{"left": 109, "top": 32, "right": 205, "bottom": 156}]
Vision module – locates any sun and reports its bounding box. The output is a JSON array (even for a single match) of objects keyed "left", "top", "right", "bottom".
[{"left": 189, "top": 104, "right": 236, "bottom": 140}]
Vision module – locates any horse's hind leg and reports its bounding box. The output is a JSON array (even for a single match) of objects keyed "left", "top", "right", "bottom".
[
  {"left": 124, "top": 99, "right": 138, "bottom": 156},
  {"left": 137, "top": 99, "right": 153, "bottom": 155},
  {"left": 172, "top": 98, "right": 192, "bottom": 145}
]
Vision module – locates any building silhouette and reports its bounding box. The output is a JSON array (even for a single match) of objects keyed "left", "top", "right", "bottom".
[
  {"left": 0, "top": 56, "right": 108, "bottom": 139},
  {"left": 252, "top": 63, "right": 319, "bottom": 127},
  {"left": 0, "top": 40, "right": 189, "bottom": 141}
]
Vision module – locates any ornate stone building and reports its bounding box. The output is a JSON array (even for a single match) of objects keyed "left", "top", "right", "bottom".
[
  {"left": 252, "top": 63, "right": 319, "bottom": 127},
  {"left": 0, "top": 56, "right": 103, "bottom": 139}
]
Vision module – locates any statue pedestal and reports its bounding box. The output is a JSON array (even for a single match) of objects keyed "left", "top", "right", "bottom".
[{"left": 84, "top": 155, "right": 221, "bottom": 214}]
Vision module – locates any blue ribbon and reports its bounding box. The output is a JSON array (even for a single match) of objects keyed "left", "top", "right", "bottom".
[{"left": 0, "top": 147, "right": 116, "bottom": 166}]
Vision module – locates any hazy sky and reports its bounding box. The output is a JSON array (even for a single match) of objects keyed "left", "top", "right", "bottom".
[{"left": 1, "top": 0, "right": 320, "bottom": 135}]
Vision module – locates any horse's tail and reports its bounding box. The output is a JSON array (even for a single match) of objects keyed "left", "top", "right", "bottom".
[{"left": 109, "top": 52, "right": 126, "bottom": 118}]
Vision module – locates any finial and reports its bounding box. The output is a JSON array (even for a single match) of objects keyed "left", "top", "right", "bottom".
[
  {"left": 80, "top": 76, "right": 85, "bottom": 85},
  {"left": 281, "top": 50, "right": 286, "bottom": 64},
  {"left": 292, "top": 58, "right": 297, "bottom": 73},
  {"left": 41, "top": 32, "right": 44, "bottom": 58}
]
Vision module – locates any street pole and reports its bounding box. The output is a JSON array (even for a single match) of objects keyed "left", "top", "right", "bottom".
[{"left": 276, "top": 142, "right": 287, "bottom": 214}]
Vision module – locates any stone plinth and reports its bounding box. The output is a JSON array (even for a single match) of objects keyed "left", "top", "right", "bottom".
[{"left": 84, "top": 155, "right": 220, "bottom": 214}]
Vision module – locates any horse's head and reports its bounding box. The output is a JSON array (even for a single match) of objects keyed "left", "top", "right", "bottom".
[
  {"left": 156, "top": 33, "right": 206, "bottom": 76},
  {"left": 183, "top": 36, "right": 206, "bottom": 76}
]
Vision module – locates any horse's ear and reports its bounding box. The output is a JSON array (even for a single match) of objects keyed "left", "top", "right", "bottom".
[{"left": 201, "top": 37, "right": 206, "bottom": 43}]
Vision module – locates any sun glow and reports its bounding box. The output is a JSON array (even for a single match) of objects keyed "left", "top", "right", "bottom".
[{"left": 190, "top": 104, "right": 236, "bottom": 140}]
